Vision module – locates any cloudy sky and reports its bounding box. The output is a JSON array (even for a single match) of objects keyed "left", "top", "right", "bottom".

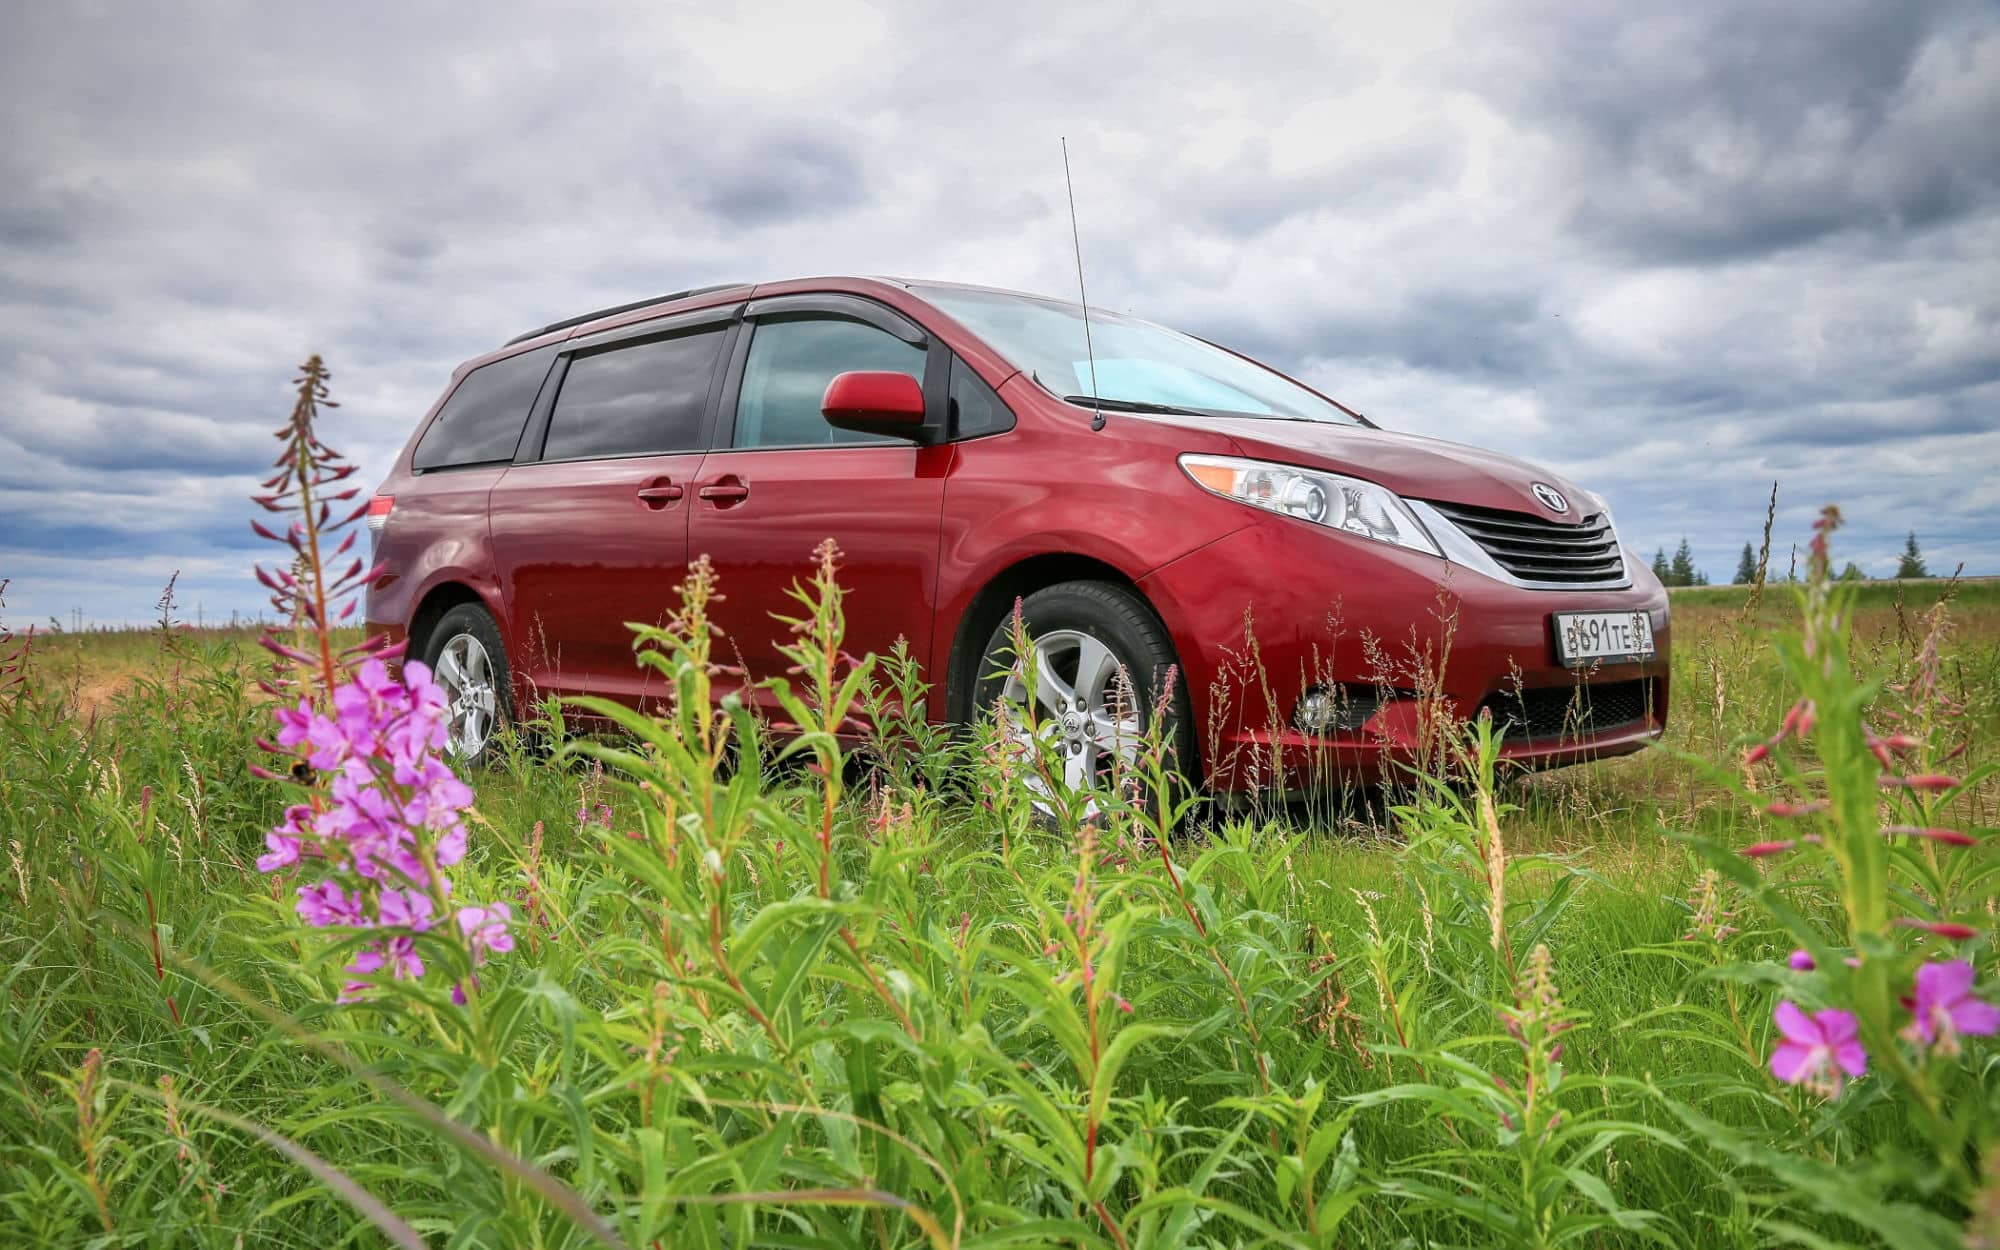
[{"left": 2, "top": 1, "right": 1996, "bottom": 626}]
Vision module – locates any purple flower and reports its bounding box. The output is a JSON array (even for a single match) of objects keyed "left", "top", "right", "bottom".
[
  {"left": 296, "top": 881, "right": 365, "bottom": 928},
  {"left": 1906, "top": 960, "right": 1999, "bottom": 1056},
  {"left": 274, "top": 698, "right": 315, "bottom": 749},
  {"left": 457, "top": 903, "right": 514, "bottom": 959},
  {"left": 257, "top": 831, "right": 302, "bottom": 873},
  {"left": 261, "top": 656, "right": 506, "bottom": 1005},
  {"left": 319, "top": 774, "right": 418, "bottom": 882},
  {"left": 396, "top": 661, "right": 451, "bottom": 753},
  {"left": 433, "top": 824, "right": 467, "bottom": 868},
  {"left": 1771, "top": 1002, "right": 1867, "bottom": 1096},
  {"left": 341, "top": 935, "right": 425, "bottom": 999},
  {"left": 399, "top": 756, "right": 474, "bottom": 841},
  {"left": 377, "top": 888, "right": 435, "bottom": 931}
]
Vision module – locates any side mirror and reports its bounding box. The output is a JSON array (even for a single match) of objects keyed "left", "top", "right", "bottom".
[{"left": 821, "top": 371, "right": 927, "bottom": 439}]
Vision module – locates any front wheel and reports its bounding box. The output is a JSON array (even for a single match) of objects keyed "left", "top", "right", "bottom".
[
  {"left": 971, "top": 580, "right": 1192, "bottom": 811},
  {"left": 422, "top": 603, "right": 512, "bottom": 767}
]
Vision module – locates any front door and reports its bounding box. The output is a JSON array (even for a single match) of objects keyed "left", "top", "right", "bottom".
[
  {"left": 489, "top": 315, "right": 732, "bottom": 705},
  {"left": 689, "top": 307, "right": 950, "bottom": 720}
]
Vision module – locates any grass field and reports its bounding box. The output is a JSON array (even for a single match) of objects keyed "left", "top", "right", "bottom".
[{"left": 2, "top": 560, "right": 1997, "bottom": 1248}]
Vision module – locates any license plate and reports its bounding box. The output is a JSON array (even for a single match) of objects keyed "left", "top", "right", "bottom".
[{"left": 1553, "top": 610, "right": 1655, "bottom": 667}]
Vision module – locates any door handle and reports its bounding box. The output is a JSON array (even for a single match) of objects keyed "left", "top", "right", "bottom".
[
  {"left": 635, "top": 480, "right": 683, "bottom": 509},
  {"left": 698, "top": 476, "right": 750, "bottom": 506}
]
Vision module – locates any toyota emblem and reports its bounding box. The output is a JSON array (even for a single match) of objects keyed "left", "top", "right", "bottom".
[{"left": 1532, "top": 482, "right": 1570, "bottom": 514}]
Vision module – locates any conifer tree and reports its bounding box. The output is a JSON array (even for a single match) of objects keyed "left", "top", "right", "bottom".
[
  {"left": 1734, "top": 542, "right": 1758, "bottom": 584},
  {"left": 1895, "top": 532, "right": 1928, "bottom": 579},
  {"left": 1668, "top": 538, "right": 1700, "bottom": 588}
]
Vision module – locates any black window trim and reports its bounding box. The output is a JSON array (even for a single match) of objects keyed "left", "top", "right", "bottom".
[
  {"left": 513, "top": 304, "right": 742, "bottom": 466},
  {"left": 714, "top": 295, "right": 950, "bottom": 452}
]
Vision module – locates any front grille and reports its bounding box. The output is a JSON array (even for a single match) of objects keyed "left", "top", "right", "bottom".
[
  {"left": 1479, "top": 679, "right": 1652, "bottom": 742},
  {"left": 1429, "top": 501, "right": 1627, "bottom": 587}
]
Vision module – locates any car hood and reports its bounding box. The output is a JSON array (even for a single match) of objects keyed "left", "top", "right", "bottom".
[{"left": 1156, "top": 415, "right": 1596, "bottom": 521}]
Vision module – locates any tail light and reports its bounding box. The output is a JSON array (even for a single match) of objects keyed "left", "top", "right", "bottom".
[{"left": 366, "top": 495, "right": 394, "bottom": 532}]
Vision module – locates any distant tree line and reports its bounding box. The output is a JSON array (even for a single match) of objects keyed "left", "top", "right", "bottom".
[
  {"left": 1715, "top": 531, "right": 1930, "bottom": 585},
  {"left": 1651, "top": 538, "right": 1708, "bottom": 588}
]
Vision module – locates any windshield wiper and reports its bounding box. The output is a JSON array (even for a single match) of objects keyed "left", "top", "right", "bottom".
[
  {"left": 1060, "top": 395, "right": 1320, "bottom": 422},
  {"left": 1060, "top": 395, "right": 1212, "bottom": 417}
]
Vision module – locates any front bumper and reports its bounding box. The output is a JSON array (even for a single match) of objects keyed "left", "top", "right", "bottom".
[{"left": 1137, "top": 517, "right": 1671, "bottom": 794}]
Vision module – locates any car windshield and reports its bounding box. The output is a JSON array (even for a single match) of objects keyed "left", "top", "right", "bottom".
[{"left": 914, "top": 285, "right": 1361, "bottom": 425}]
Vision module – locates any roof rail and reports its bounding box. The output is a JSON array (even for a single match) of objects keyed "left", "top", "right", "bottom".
[{"left": 502, "top": 282, "right": 747, "bottom": 347}]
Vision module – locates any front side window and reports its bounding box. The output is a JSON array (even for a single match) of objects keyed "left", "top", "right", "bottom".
[
  {"left": 917, "top": 285, "right": 1360, "bottom": 426},
  {"left": 542, "top": 327, "right": 727, "bottom": 461},
  {"left": 412, "top": 346, "right": 554, "bottom": 471},
  {"left": 734, "top": 316, "right": 926, "bottom": 449}
]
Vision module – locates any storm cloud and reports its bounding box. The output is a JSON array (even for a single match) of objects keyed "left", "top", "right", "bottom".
[{"left": 1, "top": 0, "right": 1994, "bottom": 625}]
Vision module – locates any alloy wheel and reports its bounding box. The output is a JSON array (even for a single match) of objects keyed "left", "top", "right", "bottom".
[
  {"left": 435, "top": 633, "right": 498, "bottom": 759},
  {"left": 1000, "top": 628, "right": 1145, "bottom": 804}
]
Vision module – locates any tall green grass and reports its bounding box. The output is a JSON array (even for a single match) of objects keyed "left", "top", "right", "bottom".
[{"left": 2, "top": 547, "right": 1996, "bottom": 1246}]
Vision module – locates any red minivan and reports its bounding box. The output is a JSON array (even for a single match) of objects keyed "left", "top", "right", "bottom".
[{"left": 365, "top": 277, "right": 1669, "bottom": 797}]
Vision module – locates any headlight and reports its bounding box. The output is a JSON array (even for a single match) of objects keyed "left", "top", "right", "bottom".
[{"left": 1179, "top": 454, "right": 1442, "bottom": 556}]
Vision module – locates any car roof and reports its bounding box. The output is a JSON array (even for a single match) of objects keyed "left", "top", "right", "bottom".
[
  {"left": 503, "top": 276, "right": 1067, "bottom": 344},
  {"left": 453, "top": 275, "right": 1085, "bottom": 381}
]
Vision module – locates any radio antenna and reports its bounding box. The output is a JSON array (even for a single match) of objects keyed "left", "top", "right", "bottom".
[{"left": 1061, "top": 136, "right": 1105, "bottom": 432}]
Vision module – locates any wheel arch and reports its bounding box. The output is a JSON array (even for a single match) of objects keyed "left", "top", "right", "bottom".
[
  {"left": 943, "top": 552, "right": 1173, "bottom": 724},
  {"left": 405, "top": 581, "right": 495, "bottom": 666}
]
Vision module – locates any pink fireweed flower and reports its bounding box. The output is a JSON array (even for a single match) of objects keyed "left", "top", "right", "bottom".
[
  {"left": 1903, "top": 961, "right": 1999, "bottom": 1058},
  {"left": 1770, "top": 1002, "right": 1866, "bottom": 1097},
  {"left": 334, "top": 658, "right": 407, "bottom": 739},
  {"left": 296, "top": 881, "right": 365, "bottom": 928},
  {"left": 260, "top": 656, "right": 510, "bottom": 1004},
  {"left": 377, "top": 887, "right": 435, "bottom": 931},
  {"left": 456, "top": 903, "right": 514, "bottom": 959},
  {"left": 258, "top": 831, "right": 302, "bottom": 873},
  {"left": 398, "top": 757, "right": 474, "bottom": 839},
  {"left": 383, "top": 662, "right": 451, "bottom": 765},
  {"left": 341, "top": 936, "right": 425, "bottom": 1000},
  {"left": 1742, "top": 837, "right": 1821, "bottom": 857}
]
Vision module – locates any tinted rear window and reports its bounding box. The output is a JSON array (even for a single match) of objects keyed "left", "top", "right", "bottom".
[
  {"left": 412, "top": 347, "right": 553, "bottom": 471},
  {"left": 542, "top": 327, "right": 728, "bottom": 461}
]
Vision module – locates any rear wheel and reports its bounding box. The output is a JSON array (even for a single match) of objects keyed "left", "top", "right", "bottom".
[
  {"left": 422, "top": 603, "right": 512, "bottom": 767},
  {"left": 971, "top": 581, "right": 1192, "bottom": 812}
]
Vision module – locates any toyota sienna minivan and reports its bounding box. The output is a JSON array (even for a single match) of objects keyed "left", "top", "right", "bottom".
[{"left": 364, "top": 277, "right": 1669, "bottom": 796}]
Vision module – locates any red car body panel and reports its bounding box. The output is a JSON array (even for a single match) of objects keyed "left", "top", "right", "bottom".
[
  {"left": 488, "top": 449, "right": 706, "bottom": 704},
  {"left": 366, "top": 275, "right": 1671, "bottom": 790},
  {"left": 688, "top": 442, "right": 951, "bottom": 722}
]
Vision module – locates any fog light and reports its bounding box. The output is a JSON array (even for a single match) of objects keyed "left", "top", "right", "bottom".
[
  {"left": 1293, "top": 684, "right": 1396, "bottom": 735},
  {"left": 1295, "top": 689, "right": 1340, "bottom": 732}
]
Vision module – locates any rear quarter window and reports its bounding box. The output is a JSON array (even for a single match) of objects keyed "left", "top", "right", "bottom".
[{"left": 412, "top": 347, "right": 555, "bottom": 471}]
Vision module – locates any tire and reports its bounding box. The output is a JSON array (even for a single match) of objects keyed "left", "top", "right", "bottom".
[
  {"left": 970, "top": 580, "right": 1195, "bottom": 810},
  {"left": 421, "top": 603, "right": 512, "bottom": 768}
]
